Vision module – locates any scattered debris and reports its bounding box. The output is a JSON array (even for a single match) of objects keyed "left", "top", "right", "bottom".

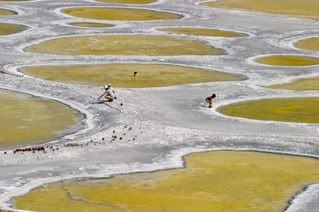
[{"left": 13, "top": 146, "right": 45, "bottom": 154}]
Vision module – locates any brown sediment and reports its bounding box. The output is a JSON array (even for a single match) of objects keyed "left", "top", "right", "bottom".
[{"left": 13, "top": 146, "right": 45, "bottom": 154}]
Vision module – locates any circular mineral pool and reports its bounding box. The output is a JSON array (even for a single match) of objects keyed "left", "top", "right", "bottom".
[
  {"left": 96, "top": 0, "right": 155, "bottom": 4},
  {"left": 0, "top": 0, "right": 32, "bottom": 1},
  {"left": 294, "top": 37, "right": 319, "bottom": 52},
  {"left": 25, "top": 35, "right": 225, "bottom": 56},
  {"left": 67, "top": 22, "right": 114, "bottom": 28},
  {"left": 0, "top": 90, "right": 81, "bottom": 149},
  {"left": 218, "top": 98, "right": 319, "bottom": 123},
  {"left": 202, "top": 0, "right": 319, "bottom": 20},
  {"left": 62, "top": 7, "right": 182, "bottom": 21},
  {"left": 0, "top": 8, "right": 17, "bottom": 16},
  {"left": 15, "top": 151, "right": 319, "bottom": 212},
  {"left": 271, "top": 76, "right": 319, "bottom": 91},
  {"left": 0, "top": 22, "right": 27, "bottom": 36},
  {"left": 254, "top": 55, "right": 319, "bottom": 67},
  {"left": 20, "top": 64, "right": 244, "bottom": 88},
  {"left": 159, "top": 27, "right": 248, "bottom": 37}
]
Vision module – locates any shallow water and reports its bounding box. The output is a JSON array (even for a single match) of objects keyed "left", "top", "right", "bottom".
[
  {"left": 255, "top": 55, "right": 319, "bottom": 66},
  {"left": 203, "top": 0, "right": 319, "bottom": 19},
  {"left": 0, "top": 22, "right": 27, "bottom": 36},
  {"left": 271, "top": 77, "right": 319, "bottom": 91},
  {"left": 0, "top": 90, "right": 81, "bottom": 149},
  {"left": 159, "top": 27, "right": 247, "bottom": 38},
  {"left": 68, "top": 22, "right": 113, "bottom": 28},
  {"left": 14, "top": 151, "right": 319, "bottom": 212},
  {"left": 0, "top": 8, "right": 17, "bottom": 16},
  {"left": 295, "top": 37, "right": 319, "bottom": 52},
  {"left": 97, "top": 0, "right": 155, "bottom": 4},
  {"left": 63, "top": 7, "right": 181, "bottom": 21},
  {"left": 218, "top": 98, "right": 319, "bottom": 123},
  {"left": 21, "top": 64, "right": 243, "bottom": 88},
  {"left": 26, "top": 35, "right": 224, "bottom": 56}
]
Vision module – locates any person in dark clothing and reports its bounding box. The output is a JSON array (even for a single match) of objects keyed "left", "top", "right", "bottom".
[{"left": 205, "top": 93, "right": 216, "bottom": 108}]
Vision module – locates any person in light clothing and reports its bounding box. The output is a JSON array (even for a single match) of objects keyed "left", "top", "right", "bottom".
[{"left": 98, "top": 84, "right": 116, "bottom": 102}]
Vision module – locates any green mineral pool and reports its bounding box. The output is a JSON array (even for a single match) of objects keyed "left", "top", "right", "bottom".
[
  {"left": 0, "top": 89, "right": 81, "bottom": 149},
  {"left": 14, "top": 151, "right": 319, "bottom": 212},
  {"left": 202, "top": 0, "right": 319, "bottom": 20},
  {"left": 25, "top": 35, "right": 224, "bottom": 56},
  {"left": 218, "top": 98, "right": 319, "bottom": 123},
  {"left": 0, "top": 22, "right": 27, "bottom": 36},
  {"left": 0, "top": 0, "right": 32, "bottom": 1},
  {"left": 271, "top": 77, "right": 319, "bottom": 91},
  {"left": 159, "top": 27, "right": 248, "bottom": 38},
  {"left": 96, "top": 0, "right": 155, "bottom": 4},
  {"left": 68, "top": 22, "right": 114, "bottom": 28},
  {"left": 20, "top": 64, "right": 244, "bottom": 88},
  {"left": 0, "top": 8, "right": 17, "bottom": 16},
  {"left": 62, "top": 7, "right": 181, "bottom": 21},
  {"left": 255, "top": 55, "right": 319, "bottom": 67},
  {"left": 294, "top": 37, "right": 319, "bottom": 52}
]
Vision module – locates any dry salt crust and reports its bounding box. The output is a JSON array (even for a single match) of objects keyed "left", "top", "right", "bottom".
[{"left": 0, "top": 0, "right": 319, "bottom": 211}]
